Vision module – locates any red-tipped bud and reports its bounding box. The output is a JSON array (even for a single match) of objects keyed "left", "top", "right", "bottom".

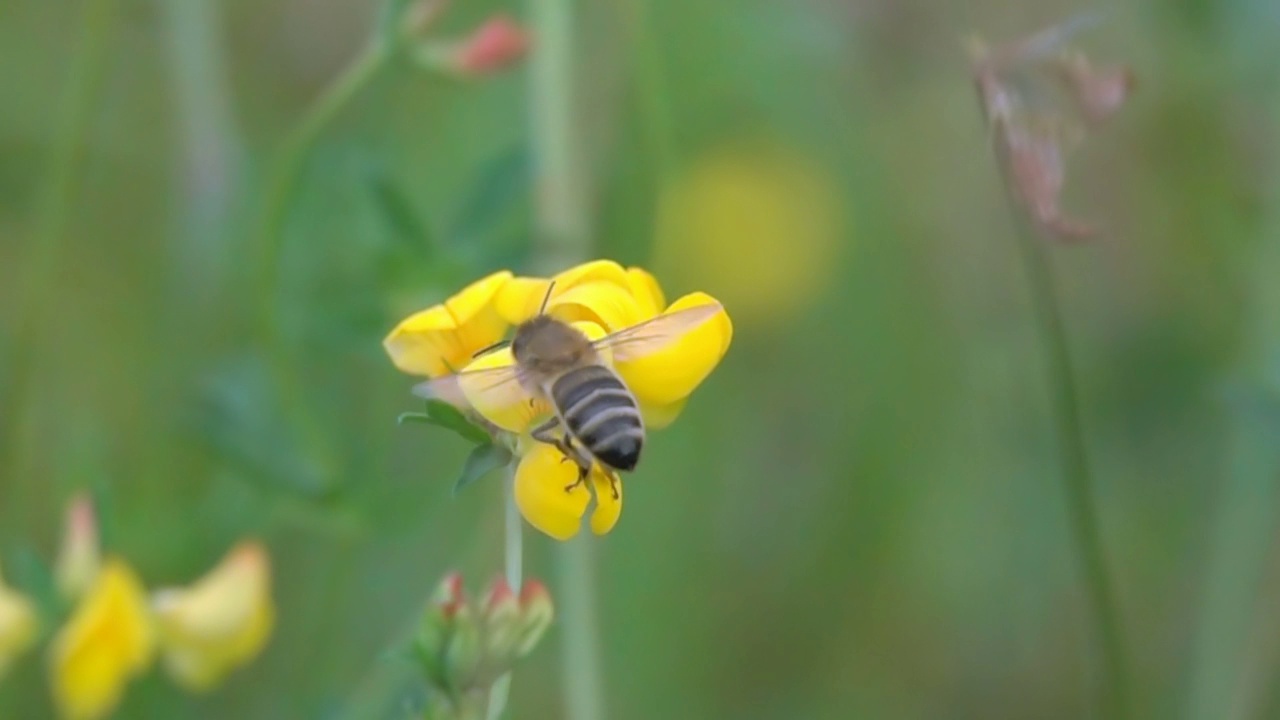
[
  {"left": 431, "top": 571, "right": 466, "bottom": 618},
  {"left": 55, "top": 492, "right": 100, "bottom": 600},
  {"left": 513, "top": 580, "right": 554, "bottom": 658},
  {"left": 453, "top": 14, "right": 531, "bottom": 76},
  {"left": 481, "top": 576, "right": 521, "bottom": 669}
]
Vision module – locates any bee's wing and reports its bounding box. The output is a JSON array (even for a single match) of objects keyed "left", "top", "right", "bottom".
[
  {"left": 593, "top": 302, "right": 723, "bottom": 363},
  {"left": 412, "top": 364, "right": 533, "bottom": 412}
]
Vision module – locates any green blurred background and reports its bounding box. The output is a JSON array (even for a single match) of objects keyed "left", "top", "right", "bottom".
[{"left": 3, "top": 0, "right": 1280, "bottom": 717}]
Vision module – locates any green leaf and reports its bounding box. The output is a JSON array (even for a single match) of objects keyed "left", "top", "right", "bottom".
[
  {"left": 454, "top": 443, "right": 512, "bottom": 496},
  {"left": 446, "top": 146, "right": 531, "bottom": 261},
  {"left": 367, "top": 165, "right": 433, "bottom": 257},
  {"left": 397, "top": 401, "right": 492, "bottom": 446}
]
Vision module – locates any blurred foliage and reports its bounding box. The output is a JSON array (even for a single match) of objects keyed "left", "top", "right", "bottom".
[{"left": 2, "top": 0, "right": 1280, "bottom": 718}]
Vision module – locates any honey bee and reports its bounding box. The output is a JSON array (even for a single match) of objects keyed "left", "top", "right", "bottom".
[{"left": 414, "top": 289, "right": 722, "bottom": 496}]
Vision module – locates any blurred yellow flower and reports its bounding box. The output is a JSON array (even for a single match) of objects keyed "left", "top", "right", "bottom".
[
  {"left": 462, "top": 260, "right": 732, "bottom": 539},
  {"left": 384, "top": 270, "right": 513, "bottom": 377},
  {"left": 152, "top": 541, "right": 274, "bottom": 692},
  {"left": 0, "top": 566, "right": 38, "bottom": 679},
  {"left": 50, "top": 559, "right": 155, "bottom": 720},
  {"left": 654, "top": 136, "right": 846, "bottom": 325}
]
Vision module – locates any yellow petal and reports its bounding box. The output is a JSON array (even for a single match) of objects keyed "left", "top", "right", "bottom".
[
  {"left": 625, "top": 267, "right": 665, "bottom": 318},
  {"left": 615, "top": 292, "right": 733, "bottom": 407},
  {"left": 152, "top": 542, "right": 274, "bottom": 692},
  {"left": 547, "top": 281, "right": 647, "bottom": 333},
  {"left": 494, "top": 260, "right": 631, "bottom": 325},
  {"left": 384, "top": 270, "right": 513, "bottom": 377},
  {"left": 638, "top": 396, "right": 688, "bottom": 430},
  {"left": 514, "top": 444, "right": 591, "bottom": 540},
  {"left": 588, "top": 471, "right": 622, "bottom": 535},
  {"left": 0, "top": 568, "right": 38, "bottom": 679},
  {"left": 50, "top": 559, "right": 156, "bottom": 720}
]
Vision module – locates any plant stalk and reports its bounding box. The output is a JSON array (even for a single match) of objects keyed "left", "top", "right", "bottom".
[
  {"left": 485, "top": 465, "right": 524, "bottom": 720},
  {"left": 1012, "top": 213, "right": 1128, "bottom": 719},
  {"left": 2, "top": 0, "right": 118, "bottom": 512},
  {"left": 526, "top": 0, "right": 608, "bottom": 717}
]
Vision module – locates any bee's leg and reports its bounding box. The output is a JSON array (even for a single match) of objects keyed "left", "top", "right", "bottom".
[
  {"left": 530, "top": 416, "right": 560, "bottom": 446},
  {"left": 563, "top": 460, "right": 590, "bottom": 493},
  {"left": 606, "top": 471, "right": 620, "bottom": 500}
]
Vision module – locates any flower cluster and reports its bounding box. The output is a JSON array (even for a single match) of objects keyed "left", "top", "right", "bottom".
[
  {"left": 0, "top": 494, "right": 274, "bottom": 720},
  {"left": 414, "top": 573, "right": 553, "bottom": 720},
  {"left": 384, "top": 260, "right": 733, "bottom": 539},
  {"left": 969, "top": 17, "right": 1134, "bottom": 241}
]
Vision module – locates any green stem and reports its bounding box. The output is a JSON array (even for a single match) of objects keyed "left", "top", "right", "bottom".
[
  {"left": 526, "top": 0, "right": 607, "bottom": 716},
  {"left": 1013, "top": 215, "right": 1129, "bottom": 719},
  {"left": 617, "top": 0, "right": 675, "bottom": 182},
  {"left": 2, "top": 0, "right": 117, "bottom": 504},
  {"left": 250, "top": 37, "right": 392, "bottom": 495},
  {"left": 159, "top": 0, "right": 243, "bottom": 307},
  {"left": 556, "top": 538, "right": 606, "bottom": 720},
  {"left": 485, "top": 465, "right": 524, "bottom": 720},
  {"left": 254, "top": 41, "right": 391, "bottom": 331}
]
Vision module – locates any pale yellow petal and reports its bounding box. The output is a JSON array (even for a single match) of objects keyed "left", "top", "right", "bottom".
[
  {"left": 460, "top": 347, "right": 550, "bottom": 433},
  {"left": 50, "top": 559, "right": 156, "bottom": 720},
  {"left": 514, "top": 445, "right": 591, "bottom": 540},
  {"left": 152, "top": 542, "right": 274, "bottom": 692},
  {"left": 615, "top": 292, "right": 733, "bottom": 407},
  {"left": 0, "top": 568, "right": 37, "bottom": 679}
]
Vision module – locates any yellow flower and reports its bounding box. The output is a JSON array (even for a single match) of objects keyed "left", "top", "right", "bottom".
[
  {"left": 384, "top": 270, "right": 513, "bottom": 377},
  {"left": 50, "top": 559, "right": 155, "bottom": 720},
  {"left": 0, "top": 566, "right": 38, "bottom": 679},
  {"left": 466, "top": 260, "right": 732, "bottom": 539},
  {"left": 653, "top": 136, "right": 845, "bottom": 326},
  {"left": 152, "top": 542, "right": 274, "bottom": 692}
]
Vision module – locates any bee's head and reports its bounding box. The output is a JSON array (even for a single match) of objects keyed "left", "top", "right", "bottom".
[{"left": 512, "top": 315, "right": 590, "bottom": 372}]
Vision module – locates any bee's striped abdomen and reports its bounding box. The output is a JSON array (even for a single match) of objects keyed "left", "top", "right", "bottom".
[{"left": 552, "top": 365, "right": 644, "bottom": 472}]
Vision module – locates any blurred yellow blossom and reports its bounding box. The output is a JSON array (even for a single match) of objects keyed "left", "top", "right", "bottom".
[
  {"left": 384, "top": 270, "right": 513, "bottom": 377},
  {"left": 0, "top": 566, "right": 37, "bottom": 679},
  {"left": 55, "top": 493, "right": 101, "bottom": 600},
  {"left": 654, "top": 136, "right": 846, "bottom": 325},
  {"left": 50, "top": 559, "right": 155, "bottom": 720},
  {"left": 460, "top": 260, "right": 732, "bottom": 539},
  {"left": 152, "top": 541, "right": 274, "bottom": 692}
]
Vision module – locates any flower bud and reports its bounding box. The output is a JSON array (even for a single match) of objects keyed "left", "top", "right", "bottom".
[
  {"left": 480, "top": 576, "right": 520, "bottom": 671},
  {"left": 415, "top": 572, "right": 466, "bottom": 689},
  {"left": 512, "top": 580, "right": 553, "bottom": 658},
  {"left": 453, "top": 15, "right": 530, "bottom": 76},
  {"left": 413, "top": 14, "right": 531, "bottom": 79},
  {"left": 442, "top": 604, "right": 482, "bottom": 691},
  {"left": 54, "top": 492, "right": 100, "bottom": 600}
]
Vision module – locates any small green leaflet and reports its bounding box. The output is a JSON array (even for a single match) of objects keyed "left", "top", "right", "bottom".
[
  {"left": 397, "top": 400, "right": 491, "bottom": 446},
  {"left": 454, "top": 443, "right": 512, "bottom": 496}
]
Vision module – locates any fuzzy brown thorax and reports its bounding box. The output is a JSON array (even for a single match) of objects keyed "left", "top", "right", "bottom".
[{"left": 510, "top": 315, "right": 599, "bottom": 378}]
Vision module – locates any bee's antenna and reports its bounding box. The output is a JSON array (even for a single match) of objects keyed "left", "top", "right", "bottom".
[
  {"left": 471, "top": 338, "right": 511, "bottom": 359},
  {"left": 537, "top": 280, "right": 557, "bottom": 316}
]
